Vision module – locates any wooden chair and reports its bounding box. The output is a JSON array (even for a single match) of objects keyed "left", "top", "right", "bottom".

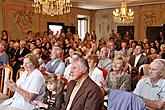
[
  {"left": 16, "top": 68, "right": 25, "bottom": 80},
  {"left": 0, "top": 65, "right": 13, "bottom": 96},
  {"left": 98, "top": 67, "right": 108, "bottom": 80},
  {"left": 138, "top": 64, "right": 150, "bottom": 80},
  {"left": 123, "top": 63, "right": 132, "bottom": 80},
  {"left": 59, "top": 76, "right": 68, "bottom": 86}
]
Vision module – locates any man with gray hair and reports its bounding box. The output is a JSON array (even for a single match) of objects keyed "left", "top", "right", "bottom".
[
  {"left": 64, "top": 51, "right": 82, "bottom": 81},
  {"left": 133, "top": 59, "right": 165, "bottom": 110},
  {"left": 63, "top": 58, "right": 103, "bottom": 110},
  {"left": 98, "top": 47, "right": 112, "bottom": 74},
  {"left": 0, "top": 43, "right": 9, "bottom": 76},
  {"left": 41, "top": 46, "right": 65, "bottom": 76}
]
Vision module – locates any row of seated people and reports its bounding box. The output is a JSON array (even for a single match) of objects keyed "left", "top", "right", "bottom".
[
  {"left": 0, "top": 38, "right": 164, "bottom": 90},
  {"left": 0, "top": 39, "right": 164, "bottom": 85},
  {"left": 0, "top": 52, "right": 165, "bottom": 110}
]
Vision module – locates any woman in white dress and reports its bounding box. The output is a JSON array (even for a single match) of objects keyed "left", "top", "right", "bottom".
[
  {"left": 0, "top": 54, "right": 45, "bottom": 110},
  {"left": 87, "top": 54, "right": 104, "bottom": 86}
]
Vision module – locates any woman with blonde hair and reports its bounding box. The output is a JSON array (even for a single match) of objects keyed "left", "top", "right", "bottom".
[
  {"left": 103, "top": 56, "right": 131, "bottom": 92},
  {"left": 1, "top": 54, "right": 45, "bottom": 110}
]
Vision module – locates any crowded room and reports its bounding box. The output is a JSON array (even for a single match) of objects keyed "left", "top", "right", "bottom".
[{"left": 0, "top": 0, "right": 165, "bottom": 110}]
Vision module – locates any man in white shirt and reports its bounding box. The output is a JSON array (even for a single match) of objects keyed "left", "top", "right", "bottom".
[
  {"left": 134, "top": 60, "right": 165, "bottom": 110},
  {"left": 128, "top": 44, "right": 149, "bottom": 90}
]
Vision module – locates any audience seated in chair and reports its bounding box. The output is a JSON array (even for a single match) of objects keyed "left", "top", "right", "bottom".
[
  {"left": 40, "top": 46, "right": 65, "bottom": 77},
  {"left": 128, "top": 44, "right": 150, "bottom": 90},
  {"left": 102, "top": 56, "right": 131, "bottom": 93},
  {"left": 33, "top": 74, "right": 65, "bottom": 110},
  {"left": 62, "top": 58, "right": 103, "bottom": 110},
  {"left": 87, "top": 54, "right": 104, "bottom": 86},
  {"left": 64, "top": 51, "right": 82, "bottom": 82},
  {"left": 0, "top": 54, "right": 45, "bottom": 110},
  {"left": 0, "top": 43, "right": 9, "bottom": 77},
  {"left": 98, "top": 47, "right": 113, "bottom": 74},
  {"left": 134, "top": 59, "right": 165, "bottom": 110}
]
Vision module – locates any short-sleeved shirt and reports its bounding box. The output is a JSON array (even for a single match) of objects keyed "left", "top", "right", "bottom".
[
  {"left": 133, "top": 77, "right": 165, "bottom": 101},
  {"left": 9, "top": 69, "right": 45, "bottom": 109}
]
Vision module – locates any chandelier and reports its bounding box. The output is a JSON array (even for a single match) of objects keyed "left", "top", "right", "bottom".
[
  {"left": 112, "top": 0, "right": 134, "bottom": 24},
  {"left": 32, "top": 0, "right": 72, "bottom": 16}
]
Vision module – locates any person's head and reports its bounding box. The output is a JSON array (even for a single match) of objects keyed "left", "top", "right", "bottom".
[
  {"left": 23, "top": 54, "right": 39, "bottom": 71},
  {"left": 65, "top": 39, "right": 70, "bottom": 45},
  {"left": 134, "top": 44, "right": 143, "bottom": 55},
  {"left": 149, "top": 60, "right": 165, "bottom": 82},
  {"left": 20, "top": 40, "right": 26, "bottom": 49},
  {"left": 0, "top": 43, "right": 5, "bottom": 53},
  {"left": 45, "top": 74, "right": 65, "bottom": 93},
  {"left": 2, "top": 30, "right": 8, "bottom": 37},
  {"left": 70, "top": 51, "right": 82, "bottom": 63},
  {"left": 112, "top": 56, "right": 126, "bottom": 71},
  {"left": 91, "top": 42, "right": 97, "bottom": 52},
  {"left": 150, "top": 47, "right": 157, "bottom": 54},
  {"left": 87, "top": 54, "right": 99, "bottom": 69},
  {"left": 143, "top": 43, "right": 149, "bottom": 49},
  {"left": 160, "top": 44, "right": 165, "bottom": 52},
  {"left": 33, "top": 48, "right": 42, "bottom": 59},
  {"left": 51, "top": 46, "right": 62, "bottom": 60},
  {"left": 68, "top": 48, "right": 74, "bottom": 57},
  {"left": 107, "top": 41, "right": 115, "bottom": 51},
  {"left": 30, "top": 43, "right": 37, "bottom": 52},
  {"left": 121, "top": 41, "right": 127, "bottom": 49},
  {"left": 160, "top": 31, "right": 163, "bottom": 36},
  {"left": 13, "top": 42, "right": 19, "bottom": 50},
  {"left": 71, "top": 58, "right": 89, "bottom": 82},
  {"left": 131, "top": 41, "right": 137, "bottom": 48},
  {"left": 9, "top": 40, "right": 15, "bottom": 48},
  {"left": 100, "top": 47, "right": 108, "bottom": 57},
  {"left": 143, "top": 38, "right": 149, "bottom": 44},
  {"left": 36, "top": 39, "right": 42, "bottom": 46},
  {"left": 27, "top": 31, "right": 33, "bottom": 39},
  {"left": 126, "top": 31, "right": 129, "bottom": 36}
]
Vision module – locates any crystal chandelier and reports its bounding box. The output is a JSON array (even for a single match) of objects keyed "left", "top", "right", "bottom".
[
  {"left": 32, "top": 0, "right": 72, "bottom": 16},
  {"left": 113, "top": 0, "right": 134, "bottom": 24}
]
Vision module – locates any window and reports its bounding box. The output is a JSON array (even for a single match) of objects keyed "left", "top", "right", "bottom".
[{"left": 78, "top": 15, "right": 89, "bottom": 40}]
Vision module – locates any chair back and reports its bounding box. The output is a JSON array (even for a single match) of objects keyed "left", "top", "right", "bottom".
[
  {"left": 16, "top": 68, "right": 25, "bottom": 80},
  {"left": 0, "top": 65, "right": 13, "bottom": 96},
  {"left": 59, "top": 76, "right": 68, "bottom": 86},
  {"left": 98, "top": 67, "right": 108, "bottom": 80},
  {"left": 138, "top": 64, "right": 150, "bottom": 80},
  {"left": 123, "top": 63, "right": 132, "bottom": 80}
]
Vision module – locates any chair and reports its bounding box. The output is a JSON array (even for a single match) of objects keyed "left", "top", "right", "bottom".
[
  {"left": 0, "top": 65, "right": 13, "bottom": 96},
  {"left": 16, "top": 68, "right": 25, "bottom": 80},
  {"left": 138, "top": 64, "right": 150, "bottom": 80},
  {"left": 98, "top": 67, "right": 108, "bottom": 80},
  {"left": 123, "top": 63, "right": 132, "bottom": 80},
  {"left": 59, "top": 76, "right": 68, "bottom": 86}
]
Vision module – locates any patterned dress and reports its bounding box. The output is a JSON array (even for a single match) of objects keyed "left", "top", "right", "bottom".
[{"left": 106, "top": 72, "right": 131, "bottom": 91}]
